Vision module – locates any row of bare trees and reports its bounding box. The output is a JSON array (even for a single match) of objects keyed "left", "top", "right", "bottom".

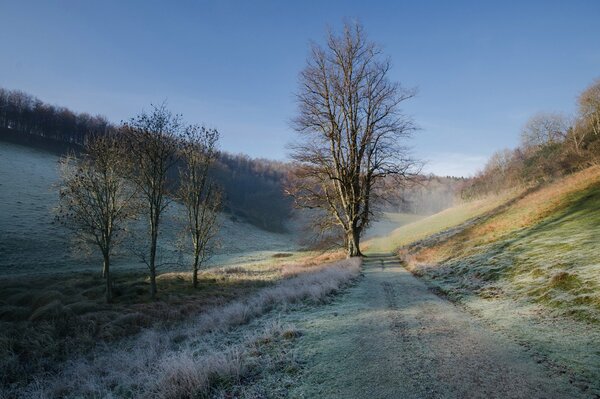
[
  {"left": 0, "top": 86, "right": 293, "bottom": 233},
  {"left": 57, "top": 105, "right": 221, "bottom": 302},
  {"left": 463, "top": 78, "right": 600, "bottom": 198}
]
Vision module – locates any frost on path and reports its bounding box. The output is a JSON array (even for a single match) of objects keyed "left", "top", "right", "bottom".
[{"left": 291, "top": 254, "right": 587, "bottom": 399}]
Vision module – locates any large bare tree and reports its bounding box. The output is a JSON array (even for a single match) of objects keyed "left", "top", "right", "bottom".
[
  {"left": 179, "top": 126, "right": 221, "bottom": 288},
  {"left": 578, "top": 78, "right": 600, "bottom": 138},
  {"left": 57, "top": 134, "right": 135, "bottom": 302},
  {"left": 122, "top": 105, "right": 181, "bottom": 299},
  {"left": 520, "top": 112, "right": 569, "bottom": 150},
  {"left": 288, "top": 22, "right": 418, "bottom": 257}
]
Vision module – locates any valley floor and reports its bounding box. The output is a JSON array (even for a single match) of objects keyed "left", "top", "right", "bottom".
[{"left": 283, "top": 254, "right": 590, "bottom": 399}]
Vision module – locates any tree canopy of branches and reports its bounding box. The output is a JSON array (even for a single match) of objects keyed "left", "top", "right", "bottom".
[
  {"left": 288, "top": 22, "right": 418, "bottom": 257},
  {"left": 122, "top": 104, "right": 181, "bottom": 299},
  {"left": 578, "top": 78, "right": 600, "bottom": 138},
  {"left": 56, "top": 134, "right": 135, "bottom": 302},
  {"left": 179, "top": 126, "right": 221, "bottom": 288},
  {"left": 520, "top": 112, "right": 569, "bottom": 150}
]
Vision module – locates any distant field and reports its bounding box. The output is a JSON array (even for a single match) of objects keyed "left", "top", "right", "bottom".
[
  {"left": 362, "top": 212, "right": 425, "bottom": 240},
  {"left": 364, "top": 193, "right": 515, "bottom": 253},
  {"left": 0, "top": 141, "right": 299, "bottom": 277}
]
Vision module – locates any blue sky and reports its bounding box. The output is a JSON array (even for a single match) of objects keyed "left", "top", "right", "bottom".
[{"left": 1, "top": 0, "right": 599, "bottom": 176}]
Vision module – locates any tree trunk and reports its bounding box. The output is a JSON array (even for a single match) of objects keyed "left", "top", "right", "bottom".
[
  {"left": 102, "top": 254, "right": 108, "bottom": 278},
  {"left": 103, "top": 252, "right": 112, "bottom": 303},
  {"left": 346, "top": 229, "right": 362, "bottom": 257},
  {"left": 149, "top": 228, "right": 158, "bottom": 300},
  {"left": 192, "top": 251, "right": 199, "bottom": 289}
]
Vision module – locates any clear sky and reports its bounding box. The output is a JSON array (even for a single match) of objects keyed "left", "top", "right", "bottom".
[{"left": 1, "top": 0, "right": 599, "bottom": 176}]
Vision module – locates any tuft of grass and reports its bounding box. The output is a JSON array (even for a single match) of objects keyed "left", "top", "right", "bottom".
[
  {"left": 28, "top": 300, "right": 69, "bottom": 321},
  {"left": 272, "top": 252, "right": 294, "bottom": 258},
  {"left": 548, "top": 271, "right": 581, "bottom": 290}
]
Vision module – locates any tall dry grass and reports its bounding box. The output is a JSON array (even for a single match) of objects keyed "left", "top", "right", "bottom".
[{"left": 5, "top": 257, "right": 361, "bottom": 398}]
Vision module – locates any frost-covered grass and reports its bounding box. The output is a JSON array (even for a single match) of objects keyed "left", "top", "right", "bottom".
[
  {"left": 0, "top": 251, "right": 350, "bottom": 393},
  {"left": 405, "top": 167, "right": 600, "bottom": 323},
  {"left": 2, "top": 257, "right": 360, "bottom": 398},
  {"left": 389, "top": 167, "right": 600, "bottom": 393}
]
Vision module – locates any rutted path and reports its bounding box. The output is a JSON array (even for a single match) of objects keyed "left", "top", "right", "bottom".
[{"left": 288, "top": 254, "right": 587, "bottom": 399}]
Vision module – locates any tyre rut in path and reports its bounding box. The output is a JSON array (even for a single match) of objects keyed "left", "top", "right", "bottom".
[{"left": 289, "top": 253, "right": 588, "bottom": 399}]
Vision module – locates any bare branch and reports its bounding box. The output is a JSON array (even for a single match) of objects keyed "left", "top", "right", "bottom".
[{"left": 287, "top": 21, "right": 419, "bottom": 257}]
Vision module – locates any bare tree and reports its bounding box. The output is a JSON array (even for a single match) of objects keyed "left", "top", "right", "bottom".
[
  {"left": 179, "top": 126, "right": 222, "bottom": 288},
  {"left": 578, "top": 78, "right": 600, "bottom": 137},
  {"left": 122, "top": 104, "right": 181, "bottom": 299},
  {"left": 520, "top": 112, "right": 569, "bottom": 150},
  {"left": 56, "top": 134, "right": 135, "bottom": 302},
  {"left": 288, "top": 22, "right": 418, "bottom": 257}
]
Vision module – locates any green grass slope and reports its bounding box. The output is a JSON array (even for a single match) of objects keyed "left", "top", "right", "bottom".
[
  {"left": 362, "top": 212, "right": 425, "bottom": 240},
  {"left": 364, "top": 193, "right": 515, "bottom": 253},
  {"left": 404, "top": 167, "right": 600, "bottom": 323}
]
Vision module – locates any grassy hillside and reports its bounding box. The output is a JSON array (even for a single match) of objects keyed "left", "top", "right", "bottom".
[
  {"left": 404, "top": 166, "right": 600, "bottom": 323},
  {"left": 362, "top": 212, "right": 425, "bottom": 240},
  {"left": 0, "top": 140, "right": 299, "bottom": 277},
  {"left": 364, "top": 192, "right": 516, "bottom": 253},
  {"left": 387, "top": 167, "right": 600, "bottom": 394}
]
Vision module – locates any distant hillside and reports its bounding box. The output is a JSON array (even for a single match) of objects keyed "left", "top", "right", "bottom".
[
  {"left": 0, "top": 87, "right": 293, "bottom": 232},
  {"left": 0, "top": 86, "right": 466, "bottom": 234},
  {"left": 0, "top": 140, "right": 299, "bottom": 277}
]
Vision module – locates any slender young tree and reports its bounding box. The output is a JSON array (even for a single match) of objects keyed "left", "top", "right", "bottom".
[
  {"left": 288, "top": 22, "right": 418, "bottom": 257},
  {"left": 57, "top": 134, "right": 135, "bottom": 302},
  {"left": 122, "top": 104, "right": 181, "bottom": 299},
  {"left": 179, "top": 126, "right": 221, "bottom": 288}
]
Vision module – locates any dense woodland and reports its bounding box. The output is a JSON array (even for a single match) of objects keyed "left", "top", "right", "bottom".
[{"left": 462, "top": 78, "right": 600, "bottom": 198}]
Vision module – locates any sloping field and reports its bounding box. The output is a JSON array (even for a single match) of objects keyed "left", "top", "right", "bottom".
[
  {"left": 406, "top": 166, "right": 600, "bottom": 323},
  {"left": 0, "top": 140, "right": 298, "bottom": 277},
  {"left": 362, "top": 212, "right": 425, "bottom": 240},
  {"left": 365, "top": 191, "right": 516, "bottom": 253},
  {"left": 396, "top": 167, "right": 600, "bottom": 395}
]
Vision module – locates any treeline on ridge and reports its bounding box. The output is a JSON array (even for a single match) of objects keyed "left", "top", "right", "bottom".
[
  {"left": 462, "top": 78, "right": 600, "bottom": 198},
  {"left": 0, "top": 87, "right": 292, "bottom": 232}
]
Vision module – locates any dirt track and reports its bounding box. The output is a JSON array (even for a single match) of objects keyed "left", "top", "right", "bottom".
[{"left": 289, "top": 254, "right": 588, "bottom": 399}]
